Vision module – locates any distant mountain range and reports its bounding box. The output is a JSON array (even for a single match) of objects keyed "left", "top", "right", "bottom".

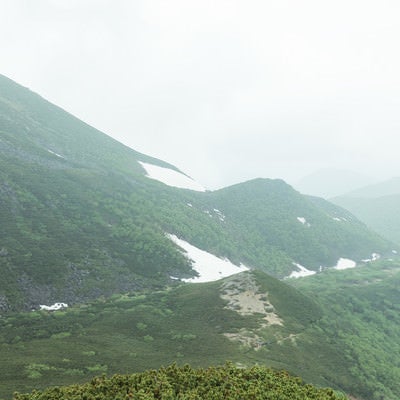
[
  {"left": 293, "top": 168, "right": 377, "bottom": 198},
  {"left": 332, "top": 177, "right": 400, "bottom": 245}
]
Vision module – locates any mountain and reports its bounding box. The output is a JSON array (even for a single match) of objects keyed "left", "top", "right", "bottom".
[
  {"left": 1, "top": 74, "right": 400, "bottom": 400},
  {"left": 332, "top": 178, "right": 400, "bottom": 245},
  {"left": 293, "top": 168, "right": 377, "bottom": 198},
  {"left": 0, "top": 74, "right": 394, "bottom": 312},
  {"left": 334, "top": 177, "right": 400, "bottom": 198},
  {"left": 2, "top": 265, "right": 399, "bottom": 399},
  {"left": 292, "top": 259, "right": 400, "bottom": 400}
]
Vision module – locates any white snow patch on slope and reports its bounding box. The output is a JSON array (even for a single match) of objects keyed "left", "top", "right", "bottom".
[
  {"left": 362, "top": 253, "right": 381, "bottom": 262},
  {"left": 332, "top": 216, "right": 347, "bottom": 222},
  {"left": 287, "top": 263, "right": 316, "bottom": 278},
  {"left": 297, "top": 217, "right": 311, "bottom": 227},
  {"left": 213, "top": 208, "right": 226, "bottom": 222},
  {"left": 139, "top": 161, "right": 206, "bottom": 192},
  {"left": 168, "top": 234, "right": 248, "bottom": 283},
  {"left": 39, "top": 302, "right": 68, "bottom": 311},
  {"left": 47, "top": 149, "right": 65, "bottom": 159},
  {"left": 333, "top": 258, "right": 357, "bottom": 270}
]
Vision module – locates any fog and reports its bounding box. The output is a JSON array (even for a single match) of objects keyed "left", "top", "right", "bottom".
[{"left": 1, "top": 0, "right": 400, "bottom": 189}]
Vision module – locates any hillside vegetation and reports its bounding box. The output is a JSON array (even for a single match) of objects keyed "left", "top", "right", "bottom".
[
  {"left": 0, "top": 74, "right": 393, "bottom": 311},
  {"left": 14, "top": 363, "right": 347, "bottom": 400},
  {"left": 1, "top": 266, "right": 399, "bottom": 399},
  {"left": 291, "top": 260, "right": 400, "bottom": 400},
  {"left": 0, "top": 271, "right": 324, "bottom": 398}
]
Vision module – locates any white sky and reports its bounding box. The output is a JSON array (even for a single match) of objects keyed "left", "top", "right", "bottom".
[{"left": 1, "top": 0, "right": 400, "bottom": 189}]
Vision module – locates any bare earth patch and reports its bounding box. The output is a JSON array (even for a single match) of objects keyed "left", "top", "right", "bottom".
[{"left": 220, "top": 272, "right": 284, "bottom": 350}]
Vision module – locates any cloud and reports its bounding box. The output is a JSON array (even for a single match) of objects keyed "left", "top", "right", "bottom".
[{"left": 1, "top": 0, "right": 400, "bottom": 188}]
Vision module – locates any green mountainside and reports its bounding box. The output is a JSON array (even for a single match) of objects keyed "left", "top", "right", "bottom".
[
  {"left": 0, "top": 270, "right": 341, "bottom": 398},
  {"left": 1, "top": 74, "right": 399, "bottom": 400},
  {"left": 332, "top": 178, "right": 400, "bottom": 245},
  {"left": 1, "top": 266, "right": 399, "bottom": 399},
  {"left": 291, "top": 260, "right": 400, "bottom": 400},
  {"left": 0, "top": 74, "right": 393, "bottom": 311}
]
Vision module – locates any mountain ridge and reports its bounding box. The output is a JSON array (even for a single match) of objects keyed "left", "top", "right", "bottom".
[
  {"left": 0, "top": 73, "right": 394, "bottom": 311},
  {"left": 1, "top": 74, "right": 400, "bottom": 400}
]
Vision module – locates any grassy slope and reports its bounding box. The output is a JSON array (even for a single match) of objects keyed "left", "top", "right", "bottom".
[
  {"left": 1, "top": 264, "right": 399, "bottom": 399},
  {"left": 0, "top": 271, "right": 332, "bottom": 399},
  {"left": 290, "top": 260, "right": 400, "bottom": 400}
]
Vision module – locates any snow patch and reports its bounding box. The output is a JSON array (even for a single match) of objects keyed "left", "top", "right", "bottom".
[
  {"left": 139, "top": 161, "right": 206, "bottom": 192},
  {"left": 362, "top": 253, "right": 381, "bottom": 263},
  {"left": 47, "top": 149, "right": 65, "bottom": 159},
  {"left": 333, "top": 258, "right": 356, "bottom": 270},
  {"left": 332, "top": 216, "right": 347, "bottom": 222},
  {"left": 297, "top": 217, "right": 311, "bottom": 227},
  {"left": 213, "top": 208, "right": 226, "bottom": 222},
  {"left": 168, "top": 234, "right": 248, "bottom": 283},
  {"left": 204, "top": 210, "right": 213, "bottom": 218},
  {"left": 39, "top": 302, "right": 68, "bottom": 311},
  {"left": 287, "top": 263, "right": 316, "bottom": 278},
  {"left": 203, "top": 209, "right": 226, "bottom": 222}
]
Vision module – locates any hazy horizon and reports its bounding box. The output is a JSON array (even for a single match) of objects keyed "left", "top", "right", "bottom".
[{"left": 2, "top": 0, "right": 400, "bottom": 189}]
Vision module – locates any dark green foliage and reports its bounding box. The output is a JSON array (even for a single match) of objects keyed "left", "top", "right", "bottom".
[
  {"left": 13, "top": 363, "right": 347, "bottom": 400},
  {"left": 291, "top": 260, "right": 400, "bottom": 400},
  {"left": 206, "top": 182, "right": 391, "bottom": 273}
]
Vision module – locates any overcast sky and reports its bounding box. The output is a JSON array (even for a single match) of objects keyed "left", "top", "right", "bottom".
[{"left": 1, "top": 0, "right": 400, "bottom": 189}]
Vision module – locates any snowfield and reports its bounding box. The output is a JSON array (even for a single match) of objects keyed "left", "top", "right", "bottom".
[
  {"left": 333, "top": 258, "right": 357, "bottom": 270},
  {"left": 287, "top": 263, "right": 316, "bottom": 278},
  {"left": 139, "top": 161, "right": 206, "bottom": 192},
  {"left": 168, "top": 234, "right": 249, "bottom": 282}
]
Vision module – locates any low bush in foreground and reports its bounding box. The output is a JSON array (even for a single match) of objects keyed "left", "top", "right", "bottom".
[{"left": 14, "top": 363, "right": 347, "bottom": 400}]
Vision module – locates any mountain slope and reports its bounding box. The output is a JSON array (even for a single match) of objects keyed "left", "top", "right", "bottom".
[
  {"left": 291, "top": 260, "right": 400, "bottom": 400},
  {"left": 0, "top": 270, "right": 339, "bottom": 398},
  {"left": 0, "top": 74, "right": 393, "bottom": 311},
  {"left": 205, "top": 180, "right": 391, "bottom": 274},
  {"left": 332, "top": 178, "right": 400, "bottom": 245},
  {"left": 2, "top": 266, "right": 399, "bottom": 399}
]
